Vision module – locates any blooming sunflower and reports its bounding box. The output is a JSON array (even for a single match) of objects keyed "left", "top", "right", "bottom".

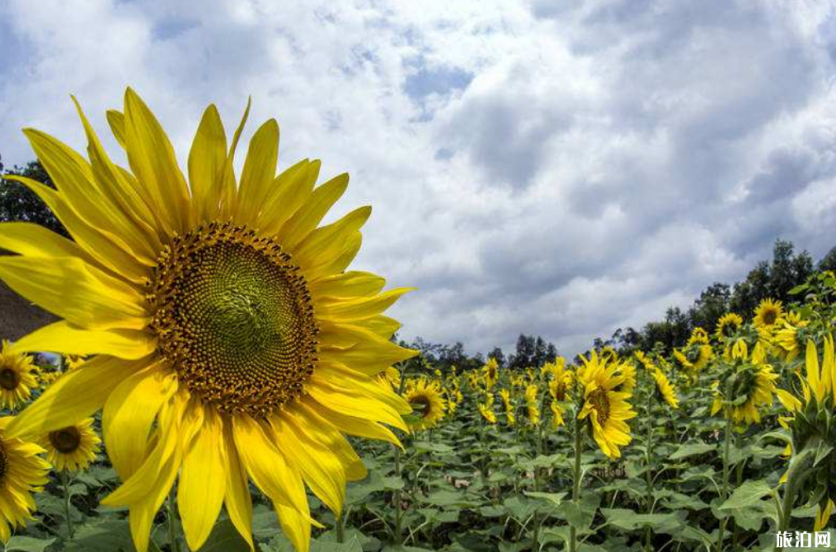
[
  {"left": 482, "top": 358, "right": 500, "bottom": 389},
  {"left": 0, "top": 417, "right": 50, "bottom": 543},
  {"left": 524, "top": 384, "right": 540, "bottom": 425},
  {"left": 687, "top": 327, "right": 709, "bottom": 346},
  {"left": 753, "top": 298, "right": 783, "bottom": 329},
  {"left": 0, "top": 341, "right": 38, "bottom": 410},
  {"left": 498, "top": 389, "right": 516, "bottom": 427},
  {"left": 549, "top": 400, "right": 565, "bottom": 429},
  {"left": 0, "top": 89, "right": 417, "bottom": 552},
  {"left": 715, "top": 313, "right": 743, "bottom": 341},
  {"left": 711, "top": 342, "right": 777, "bottom": 425},
  {"left": 478, "top": 394, "right": 497, "bottom": 425},
  {"left": 773, "top": 311, "right": 808, "bottom": 361},
  {"left": 650, "top": 368, "right": 679, "bottom": 409},
  {"left": 39, "top": 418, "right": 101, "bottom": 472},
  {"left": 577, "top": 351, "right": 637, "bottom": 459},
  {"left": 404, "top": 379, "right": 446, "bottom": 431}
]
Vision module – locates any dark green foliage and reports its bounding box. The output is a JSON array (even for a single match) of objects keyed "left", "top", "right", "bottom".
[{"left": 0, "top": 158, "right": 67, "bottom": 237}]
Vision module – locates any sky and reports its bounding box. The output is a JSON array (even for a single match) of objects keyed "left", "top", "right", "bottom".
[{"left": 2, "top": 0, "right": 836, "bottom": 357}]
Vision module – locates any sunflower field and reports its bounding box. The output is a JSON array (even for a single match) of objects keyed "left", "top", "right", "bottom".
[{"left": 0, "top": 91, "right": 835, "bottom": 552}]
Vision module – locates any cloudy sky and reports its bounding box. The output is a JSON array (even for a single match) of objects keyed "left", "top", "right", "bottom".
[{"left": 2, "top": 0, "right": 836, "bottom": 356}]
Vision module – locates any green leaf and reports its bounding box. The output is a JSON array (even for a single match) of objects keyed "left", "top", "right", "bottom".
[
  {"left": 524, "top": 491, "right": 567, "bottom": 508},
  {"left": 669, "top": 442, "right": 716, "bottom": 460},
  {"left": 5, "top": 536, "right": 56, "bottom": 552},
  {"left": 64, "top": 520, "right": 134, "bottom": 552},
  {"left": 719, "top": 480, "right": 773, "bottom": 510},
  {"left": 200, "top": 519, "right": 253, "bottom": 552},
  {"left": 601, "top": 509, "right": 683, "bottom": 532}
]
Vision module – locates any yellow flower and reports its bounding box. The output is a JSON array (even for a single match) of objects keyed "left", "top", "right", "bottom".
[
  {"left": 0, "top": 89, "right": 417, "bottom": 552},
  {"left": 63, "top": 355, "right": 87, "bottom": 371},
  {"left": 773, "top": 313, "right": 808, "bottom": 362},
  {"left": 711, "top": 342, "right": 777, "bottom": 425},
  {"left": 482, "top": 358, "right": 500, "bottom": 389},
  {"left": 676, "top": 343, "right": 713, "bottom": 375},
  {"left": 651, "top": 368, "right": 679, "bottom": 409},
  {"left": 549, "top": 400, "right": 565, "bottom": 429},
  {"left": 687, "top": 327, "right": 709, "bottom": 346},
  {"left": 478, "top": 394, "right": 497, "bottom": 425},
  {"left": 377, "top": 366, "right": 402, "bottom": 392},
  {"left": 753, "top": 298, "right": 783, "bottom": 329},
  {"left": 40, "top": 418, "right": 101, "bottom": 472},
  {"left": 404, "top": 379, "right": 446, "bottom": 431},
  {"left": 715, "top": 313, "right": 743, "bottom": 341},
  {"left": 577, "top": 351, "right": 637, "bottom": 459},
  {"left": 546, "top": 361, "right": 573, "bottom": 401},
  {"left": 524, "top": 384, "right": 540, "bottom": 425},
  {"left": 634, "top": 351, "right": 656, "bottom": 372},
  {"left": 498, "top": 388, "right": 516, "bottom": 426},
  {"left": 616, "top": 361, "right": 636, "bottom": 393},
  {"left": 0, "top": 417, "right": 50, "bottom": 543},
  {"left": 0, "top": 341, "right": 38, "bottom": 410},
  {"left": 815, "top": 499, "right": 834, "bottom": 532}
]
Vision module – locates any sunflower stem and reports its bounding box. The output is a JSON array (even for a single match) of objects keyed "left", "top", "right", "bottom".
[
  {"left": 393, "top": 444, "right": 404, "bottom": 546},
  {"left": 60, "top": 470, "right": 74, "bottom": 540},
  {"left": 569, "top": 415, "right": 584, "bottom": 552},
  {"left": 167, "top": 487, "right": 181, "bottom": 552},
  {"left": 716, "top": 415, "right": 732, "bottom": 552},
  {"left": 643, "top": 387, "right": 655, "bottom": 551}
]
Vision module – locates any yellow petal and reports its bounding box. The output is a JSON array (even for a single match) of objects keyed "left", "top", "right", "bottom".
[
  {"left": 317, "top": 288, "right": 414, "bottom": 322},
  {"left": 231, "top": 415, "right": 298, "bottom": 510},
  {"left": 303, "top": 401, "right": 400, "bottom": 447},
  {"left": 223, "top": 425, "right": 254, "bottom": 551},
  {"left": 307, "top": 378, "right": 408, "bottom": 432},
  {"left": 6, "top": 355, "right": 149, "bottom": 439},
  {"left": 270, "top": 412, "right": 345, "bottom": 513},
  {"left": 294, "top": 207, "right": 371, "bottom": 270},
  {"left": 11, "top": 321, "right": 155, "bottom": 360},
  {"left": 320, "top": 335, "right": 418, "bottom": 375},
  {"left": 178, "top": 408, "right": 226, "bottom": 551},
  {"left": 290, "top": 406, "right": 367, "bottom": 481},
  {"left": 257, "top": 159, "right": 318, "bottom": 235},
  {"left": 188, "top": 104, "right": 228, "bottom": 222},
  {"left": 217, "top": 97, "right": 251, "bottom": 219},
  {"left": 0, "top": 222, "right": 87, "bottom": 259},
  {"left": 0, "top": 255, "right": 147, "bottom": 331},
  {"left": 106, "top": 109, "right": 127, "bottom": 148},
  {"left": 806, "top": 339, "right": 823, "bottom": 403},
  {"left": 129, "top": 441, "right": 182, "bottom": 552},
  {"left": 103, "top": 365, "right": 177, "bottom": 480},
  {"left": 309, "top": 271, "right": 386, "bottom": 299},
  {"left": 122, "top": 88, "right": 191, "bottom": 234},
  {"left": 5, "top": 175, "right": 151, "bottom": 283},
  {"left": 276, "top": 173, "right": 348, "bottom": 249},
  {"left": 235, "top": 118, "right": 279, "bottom": 222}
]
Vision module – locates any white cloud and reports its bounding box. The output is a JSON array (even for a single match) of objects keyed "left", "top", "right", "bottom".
[{"left": 2, "top": 0, "right": 836, "bottom": 356}]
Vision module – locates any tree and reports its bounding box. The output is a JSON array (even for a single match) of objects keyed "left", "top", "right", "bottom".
[{"left": 0, "top": 159, "right": 66, "bottom": 237}]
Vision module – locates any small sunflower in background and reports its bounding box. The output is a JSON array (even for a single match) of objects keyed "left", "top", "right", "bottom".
[
  {"left": 753, "top": 298, "right": 784, "bottom": 329},
  {"left": 715, "top": 312, "right": 743, "bottom": 341},
  {"left": 711, "top": 341, "right": 777, "bottom": 425},
  {"left": 687, "top": 327, "right": 710, "bottom": 346},
  {"left": 482, "top": 358, "right": 500, "bottom": 389},
  {"left": 651, "top": 368, "right": 679, "bottom": 409},
  {"left": 404, "top": 379, "right": 446, "bottom": 431},
  {"left": 524, "top": 384, "right": 540, "bottom": 426},
  {"left": 773, "top": 311, "right": 809, "bottom": 361},
  {"left": 615, "top": 360, "right": 636, "bottom": 393},
  {"left": 549, "top": 399, "right": 565, "bottom": 429},
  {"left": 0, "top": 417, "right": 50, "bottom": 543},
  {"left": 478, "top": 394, "right": 497, "bottom": 425},
  {"left": 40, "top": 418, "right": 101, "bottom": 472},
  {"left": 577, "top": 351, "right": 636, "bottom": 459},
  {"left": 0, "top": 341, "right": 38, "bottom": 410}
]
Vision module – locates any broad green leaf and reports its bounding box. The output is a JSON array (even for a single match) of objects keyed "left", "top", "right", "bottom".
[
  {"left": 5, "top": 537, "right": 56, "bottom": 552},
  {"left": 719, "top": 480, "right": 773, "bottom": 510}
]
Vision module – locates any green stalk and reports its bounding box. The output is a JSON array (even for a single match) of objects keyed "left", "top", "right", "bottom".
[
  {"left": 716, "top": 415, "right": 732, "bottom": 552},
  {"left": 167, "top": 488, "right": 181, "bottom": 552},
  {"left": 569, "top": 416, "right": 584, "bottom": 552},
  {"left": 643, "top": 390, "right": 655, "bottom": 551},
  {"left": 60, "top": 470, "right": 74, "bottom": 540},
  {"left": 393, "top": 445, "right": 404, "bottom": 545},
  {"left": 775, "top": 446, "right": 815, "bottom": 552}
]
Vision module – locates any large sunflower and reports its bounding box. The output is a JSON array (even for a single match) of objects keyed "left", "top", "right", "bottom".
[
  {"left": 0, "top": 89, "right": 417, "bottom": 552},
  {"left": 404, "top": 379, "right": 446, "bottom": 431},
  {"left": 711, "top": 342, "right": 777, "bottom": 425},
  {"left": 39, "top": 418, "right": 101, "bottom": 472},
  {"left": 0, "top": 417, "right": 50, "bottom": 543},
  {"left": 0, "top": 341, "right": 38, "bottom": 410},
  {"left": 577, "top": 351, "right": 636, "bottom": 459}
]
